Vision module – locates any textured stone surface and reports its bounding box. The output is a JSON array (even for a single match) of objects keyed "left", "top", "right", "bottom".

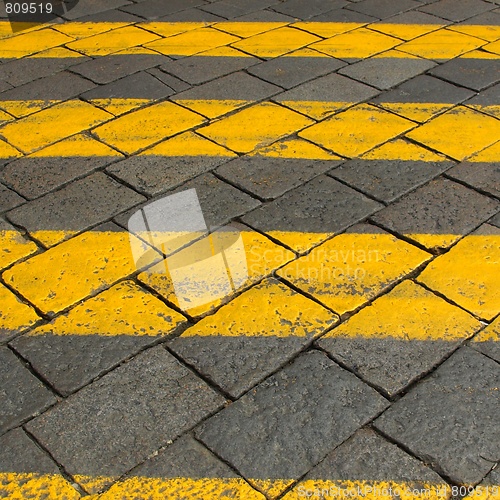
[
  {"left": 348, "top": 0, "right": 421, "bottom": 19},
  {"left": 419, "top": 0, "right": 494, "bottom": 22},
  {"left": 197, "top": 350, "right": 388, "bottom": 498},
  {"left": 375, "top": 347, "right": 500, "bottom": 484},
  {"left": 0, "top": 182, "right": 24, "bottom": 212},
  {"left": 272, "top": 0, "right": 349, "bottom": 19},
  {"left": 27, "top": 346, "right": 225, "bottom": 493}
]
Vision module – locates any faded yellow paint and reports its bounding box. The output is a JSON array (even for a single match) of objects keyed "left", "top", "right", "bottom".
[
  {"left": 232, "top": 27, "right": 320, "bottom": 58},
  {"left": 172, "top": 99, "right": 249, "bottom": 119},
  {"left": 29, "top": 46, "right": 85, "bottom": 58},
  {"left": 0, "top": 101, "right": 112, "bottom": 154},
  {"left": 3, "top": 231, "right": 157, "bottom": 315},
  {"left": 292, "top": 22, "right": 363, "bottom": 38},
  {"left": 215, "top": 21, "right": 289, "bottom": 38},
  {"left": 370, "top": 22, "right": 445, "bottom": 40},
  {"left": 278, "top": 100, "right": 350, "bottom": 120},
  {"left": 398, "top": 29, "right": 485, "bottom": 59},
  {"left": 28, "top": 281, "right": 185, "bottom": 337},
  {"left": 181, "top": 278, "right": 337, "bottom": 337},
  {"left": 0, "top": 472, "right": 81, "bottom": 500},
  {"left": 449, "top": 24, "right": 500, "bottom": 42},
  {"left": 375, "top": 102, "right": 452, "bottom": 122},
  {"left": 277, "top": 231, "right": 430, "bottom": 315},
  {"left": 194, "top": 45, "right": 253, "bottom": 57},
  {"left": 138, "top": 229, "right": 294, "bottom": 317},
  {"left": 283, "top": 479, "right": 451, "bottom": 499},
  {"left": 251, "top": 138, "right": 339, "bottom": 160},
  {"left": 88, "top": 98, "right": 153, "bottom": 116},
  {"left": 361, "top": 139, "right": 448, "bottom": 162},
  {"left": 473, "top": 317, "right": 500, "bottom": 345},
  {"left": 0, "top": 282, "right": 39, "bottom": 336},
  {"left": 299, "top": 104, "right": 414, "bottom": 157},
  {"left": 93, "top": 101, "right": 205, "bottom": 154},
  {"left": 0, "top": 100, "right": 62, "bottom": 118},
  {"left": 0, "top": 28, "right": 73, "bottom": 58},
  {"left": 323, "top": 280, "right": 480, "bottom": 341},
  {"left": 145, "top": 27, "right": 239, "bottom": 56},
  {"left": 406, "top": 106, "right": 500, "bottom": 161},
  {"left": 30, "top": 134, "right": 123, "bottom": 158},
  {"left": 466, "top": 104, "right": 500, "bottom": 119},
  {"left": 311, "top": 28, "right": 400, "bottom": 59},
  {"left": 198, "top": 102, "right": 313, "bottom": 153},
  {"left": 418, "top": 227, "right": 500, "bottom": 321},
  {"left": 0, "top": 109, "right": 13, "bottom": 124},
  {"left": 67, "top": 26, "right": 160, "bottom": 56},
  {"left": 142, "top": 131, "right": 236, "bottom": 157},
  {"left": 0, "top": 229, "right": 38, "bottom": 270}
]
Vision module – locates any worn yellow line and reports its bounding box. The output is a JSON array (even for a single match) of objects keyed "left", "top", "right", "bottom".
[{"left": 0, "top": 21, "right": 499, "bottom": 58}]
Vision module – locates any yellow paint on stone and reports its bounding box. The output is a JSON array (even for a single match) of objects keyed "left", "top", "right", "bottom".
[
  {"left": 137, "top": 21, "right": 211, "bottom": 38},
  {"left": 215, "top": 21, "right": 289, "bottom": 38},
  {"left": 398, "top": 29, "right": 485, "bottom": 60},
  {"left": 418, "top": 225, "right": 500, "bottom": 321},
  {"left": 406, "top": 106, "right": 500, "bottom": 161},
  {"left": 361, "top": 139, "right": 448, "bottom": 161},
  {"left": 279, "top": 100, "right": 351, "bottom": 120},
  {"left": 292, "top": 22, "right": 363, "bottom": 38},
  {"left": 0, "top": 139, "right": 21, "bottom": 160},
  {"left": 0, "top": 228, "right": 38, "bottom": 270},
  {"left": 195, "top": 45, "right": 253, "bottom": 57},
  {"left": 89, "top": 98, "right": 153, "bottom": 116},
  {"left": 0, "top": 472, "right": 81, "bottom": 500},
  {"left": 172, "top": 99, "right": 249, "bottom": 119},
  {"left": 299, "top": 104, "right": 414, "bottom": 158},
  {"left": 93, "top": 101, "right": 205, "bottom": 154},
  {"left": 198, "top": 102, "right": 313, "bottom": 153},
  {"left": 449, "top": 24, "right": 500, "bottom": 42},
  {"left": 142, "top": 131, "right": 236, "bottom": 157},
  {"left": 30, "top": 134, "right": 123, "bottom": 158},
  {"left": 232, "top": 27, "right": 321, "bottom": 58},
  {"left": 0, "top": 110, "right": 13, "bottom": 125},
  {"left": 473, "top": 316, "right": 500, "bottom": 345},
  {"left": 375, "top": 102, "right": 452, "bottom": 122},
  {"left": 0, "top": 28, "right": 73, "bottom": 58},
  {"left": 0, "top": 101, "right": 112, "bottom": 154},
  {"left": 484, "top": 39, "right": 500, "bottom": 55},
  {"left": 277, "top": 230, "right": 430, "bottom": 315},
  {"left": 53, "top": 21, "right": 134, "bottom": 39},
  {"left": 311, "top": 28, "right": 400, "bottom": 59},
  {"left": 182, "top": 278, "right": 337, "bottom": 338},
  {"left": 145, "top": 27, "right": 239, "bottom": 56},
  {"left": 369, "top": 22, "right": 445, "bottom": 40},
  {"left": 461, "top": 141, "right": 500, "bottom": 162},
  {"left": 29, "top": 280, "right": 185, "bottom": 337},
  {"left": 0, "top": 100, "right": 64, "bottom": 118},
  {"left": 29, "top": 46, "right": 85, "bottom": 58},
  {"left": 0, "top": 282, "right": 39, "bottom": 337},
  {"left": 67, "top": 26, "right": 160, "bottom": 56},
  {"left": 466, "top": 104, "right": 500, "bottom": 119},
  {"left": 3, "top": 231, "right": 157, "bottom": 315},
  {"left": 459, "top": 48, "right": 500, "bottom": 59},
  {"left": 251, "top": 138, "right": 339, "bottom": 160}
]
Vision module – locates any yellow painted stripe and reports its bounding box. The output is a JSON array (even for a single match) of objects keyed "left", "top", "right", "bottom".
[
  {"left": 0, "top": 21, "right": 498, "bottom": 58},
  {"left": 1, "top": 100, "right": 499, "bottom": 159}
]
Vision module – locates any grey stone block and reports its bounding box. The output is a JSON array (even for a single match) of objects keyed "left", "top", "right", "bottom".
[
  {"left": 272, "top": 0, "right": 349, "bottom": 20},
  {"left": 348, "top": 0, "right": 421, "bottom": 19},
  {"left": 0, "top": 182, "right": 24, "bottom": 212},
  {"left": 419, "top": 0, "right": 494, "bottom": 22},
  {"left": 447, "top": 158, "right": 500, "bottom": 199}
]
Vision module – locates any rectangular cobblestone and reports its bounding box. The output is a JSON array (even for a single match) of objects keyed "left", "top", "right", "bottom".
[
  {"left": 418, "top": 0, "right": 495, "bottom": 22},
  {"left": 26, "top": 346, "right": 225, "bottom": 494},
  {"left": 348, "top": 0, "right": 421, "bottom": 19}
]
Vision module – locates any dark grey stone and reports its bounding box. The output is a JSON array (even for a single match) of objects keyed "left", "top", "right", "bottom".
[
  {"left": 429, "top": 57, "right": 500, "bottom": 91},
  {"left": 374, "top": 347, "right": 500, "bottom": 484},
  {"left": 146, "top": 67, "right": 192, "bottom": 92},
  {"left": 489, "top": 212, "right": 500, "bottom": 228},
  {"left": 0, "top": 155, "right": 120, "bottom": 200},
  {"left": 0, "top": 79, "right": 13, "bottom": 92},
  {"left": 196, "top": 350, "right": 388, "bottom": 497},
  {"left": 71, "top": 53, "right": 169, "bottom": 85},
  {"left": 329, "top": 158, "right": 453, "bottom": 203},
  {"left": 200, "top": 0, "right": 280, "bottom": 19},
  {"left": 217, "top": 155, "right": 342, "bottom": 200},
  {"left": 338, "top": 56, "right": 436, "bottom": 90},
  {"left": 156, "top": 7, "right": 225, "bottom": 22},
  {"left": 347, "top": 0, "right": 420, "bottom": 19},
  {"left": 6, "top": 172, "right": 145, "bottom": 244},
  {"left": 370, "top": 9, "right": 446, "bottom": 27},
  {"left": 61, "top": 0, "right": 132, "bottom": 20},
  {"left": 419, "top": 0, "right": 494, "bottom": 21},
  {"left": 122, "top": 0, "right": 205, "bottom": 19},
  {"left": 242, "top": 175, "right": 382, "bottom": 246},
  {"left": 71, "top": 8, "right": 142, "bottom": 22},
  {"left": 471, "top": 320, "right": 500, "bottom": 363},
  {"left": 291, "top": 428, "right": 449, "bottom": 495},
  {"left": 0, "top": 347, "right": 56, "bottom": 435},
  {"left": 0, "top": 182, "right": 25, "bottom": 212},
  {"left": 446, "top": 158, "right": 500, "bottom": 199},
  {"left": 161, "top": 54, "right": 259, "bottom": 86},
  {"left": 465, "top": 82, "right": 500, "bottom": 110},
  {"left": 371, "top": 177, "right": 499, "bottom": 251},
  {"left": 272, "top": 0, "right": 349, "bottom": 20},
  {"left": 248, "top": 55, "right": 345, "bottom": 90},
  {"left": 308, "top": 7, "right": 379, "bottom": 21},
  {"left": 26, "top": 346, "right": 225, "bottom": 492}
]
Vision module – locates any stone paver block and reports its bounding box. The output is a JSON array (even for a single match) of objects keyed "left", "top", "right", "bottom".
[
  {"left": 158, "top": 7, "right": 226, "bottom": 22},
  {"left": 0, "top": 347, "right": 56, "bottom": 435},
  {"left": 274, "top": 73, "right": 379, "bottom": 119},
  {"left": 348, "top": 0, "right": 421, "bottom": 19},
  {"left": 284, "top": 428, "right": 450, "bottom": 499},
  {"left": 471, "top": 316, "right": 500, "bottom": 363},
  {"left": 7, "top": 172, "right": 145, "bottom": 247},
  {"left": 375, "top": 347, "right": 500, "bottom": 484},
  {"left": 169, "top": 278, "right": 338, "bottom": 397},
  {"left": 429, "top": 56, "right": 500, "bottom": 91},
  {"left": 419, "top": 0, "right": 495, "bottom": 22},
  {"left": 450, "top": 10, "right": 500, "bottom": 41},
  {"left": 122, "top": 0, "right": 204, "bottom": 19},
  {"left": 371, "top": 177, "right": 499, "bottom": 251},
  {"left": 146, "top": 67, "right": 192, "bottom": 92},
  {"left": 338, "top": 51, "right": 436, "bottom": 90},
  {"left": 11, "top": 281, "right": 187, "bottom": 396},
  {"left": 277, "top": 223, "right": 430, "bottom": 315},
  {"left": 446, "top": 142, "right": 500, "bottom": 199},
  {"left": 308, "top": 8, "right": 378, "bottom": 22},
  {"left": 248, "top": 52, "right": 345, "bottom": 90},
  {"left": 372, "top": 74, "right": 475, "bottom": 122},
  {"left": 466, "top": 83, "right": 500, "bottom": 119},
  {"left": 0, "top": 183, "right": 24, "bottom": 213},
  {"left": 0, "top": 428, "right": 80, "bottom": 499},
  {"left": 201, "top": 0, "right": 280, "bottom": 19},
  {"left": 242, "top": 175, "right": 382, "bottom": 253},
  {"left": 0, "top": 135, "right": 122, "bottom": 200},
  {"left": 71, "top": 52, "right": 169, "bottom": 85},
  {"left": 318, "top": 280, "right": 482, "bottom": 396},
  {"left": 330, "top": 140, "right": 452, "bottom": 203},
  {"left": 272, "top": 0, "right": 349, "bottom": 19},
  {"left": 27, "top": 346, "right": 225, "bottom": 494},
  {"left": 418, "top": 224, "right": 500, "bottom": 320},
  {"left": 196, "top": 350, "right": 388, "bottom": 498},
  {"left": 98, "top": 435, "right": 265, "bottom": 499},
  {"left": 172, "top": 71, "right": 281, "bottom": 118},
  {"left": 217, "top": 154, "right": 342, "bottom": 200},
  {"left": 61, "top": 0, "right": 132, "bottom": 20}
]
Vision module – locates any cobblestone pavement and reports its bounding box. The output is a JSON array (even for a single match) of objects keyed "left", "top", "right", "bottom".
[{"left": 0, "top": 0, "right": 499, "bottom": 498}]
